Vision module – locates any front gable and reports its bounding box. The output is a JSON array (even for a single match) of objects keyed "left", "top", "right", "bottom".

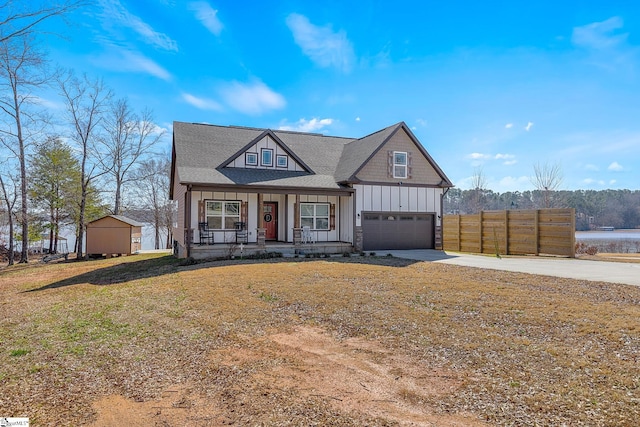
[
  {"left": 222, "top": 130, "right": 312, "bottom": 173},
  {"left": 354, "top": 124, "right": 451, "bottom": 186}
]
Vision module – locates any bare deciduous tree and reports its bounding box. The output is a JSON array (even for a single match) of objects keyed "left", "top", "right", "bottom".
[
  {"left": 532, "top": 162, "right": 563, "bottom": 208},
  {"left": 471, "top": 167, "right": 487, "bottom": 213},
  {"left": 0, "top": 166, "right": 18, "bottom": 265},
  {"left": 100, "top": 98, "right": 164, "bottom": 215},
  {"left": 58, "top": 71, "right": 112, "bottom": 259},
  {"left": 0, "top": 1, "right": 83, "bottom": 43},
  {"left": 132, "top": 157, "right": 174, "bottom": 250},
  {"left": 0, "top": 34, "right": 51, "bottom": 263}
]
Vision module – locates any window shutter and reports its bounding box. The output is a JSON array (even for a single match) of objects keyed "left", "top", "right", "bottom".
[
  {"left": 407, "top": 152, "right": 412, "bottom": 179},
  {"left": 330, "top": 203, "right": 335, "bottom": 230},
  {"left": 198, "top": 200, "right": 205, "bottom": 223},
  {"left": 388, "top": 151, "right": 393, "bottom": 177},
  {"left": 241, "top": 201, "right": 248, "bottom": 224}
]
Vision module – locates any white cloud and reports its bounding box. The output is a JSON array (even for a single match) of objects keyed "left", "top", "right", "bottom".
[
  {"left": 505, "top": 123, "right": 513, "bottom": 129},
  {"left": 494, "top": 153, "right": 517, "bottom": 165},
  {"left": 279, "top": 118, "right": 333, "bottom": 133},
  {"left": 610, "top": 179, "right": 617, "bottom": 185},
  {"left": 93, "top": 50, "right": 172, "bottom": 80},
  {"left": 188, "top": 2, "right": 223, "bottom": 36},
  {"left": 468, "top": 152, "right": 491, "bottom": 160},
  {"left": 98, "top": 0, "right": 178, "bottom": 51},
  {"left": 572, "top": 16, "right": 627, "bottom": 50},
  {"left": 121, "top": 51, "right": 172, "bottom": 80},
  {"left": 467, "top": 153, "right": 517, "bottom": 164},
  {"left": 524, "top": 121, "right": 534, "bottom": 131},
  {"left": 585, "top": 164, "right": 599, "bottom": 171},
  {"left": 415, "top": 118, "right": 427, "bottom": 127},
  {"left": 34, "top": 96, "right": 65, "bottom": 110},
  {"left": 181, "top": 92, "right": 222, "bottom": 111},
  {"left": 285, "top": 13, "right": 355, "bottom": 73},
  {"left": 151, "top": 122, "right": 170, "bottom": 136},
  {"left": 220, "top": 80, "right": 286, "bottom": 115},
  {"left": 355, "top": 117, "right": 360, "bottom": 122},
  {"left": 608, "top": 161, "right": 624, "bottom": 171}
]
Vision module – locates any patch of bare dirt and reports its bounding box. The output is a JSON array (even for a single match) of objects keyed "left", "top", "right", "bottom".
[
  {"left": 91, "top": 327, "right": 486, "bottom": 426},
  {"left": 92, "top": 387, "right": 222, "bottom": 426},
  {"left": 267, "top": 327, "right": 484, "bottom": 426}
]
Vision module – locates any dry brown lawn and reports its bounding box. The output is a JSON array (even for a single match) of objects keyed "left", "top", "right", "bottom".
[{"left": 1, "top": 253, "right": 639, "bottom": 426}]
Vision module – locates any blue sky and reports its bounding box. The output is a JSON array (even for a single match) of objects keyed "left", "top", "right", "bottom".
[{"left": 39, "top": 0, "right": 640, "bottom": 191}]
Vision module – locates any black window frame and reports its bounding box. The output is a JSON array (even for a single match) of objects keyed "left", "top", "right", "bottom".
[
  {"left": 261, "top": 148, "right": 273, "bottom": 166},
  {"left": 245, "top": 152, "right": 258, "bottom": 166},
  {"left": 276, "top": 154, "right": 288, "bottom": 168}
]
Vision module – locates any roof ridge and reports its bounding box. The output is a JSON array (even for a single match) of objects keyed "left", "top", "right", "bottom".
[
  {"left": 176, "top": 121, "right": 355, "bottom": 140},
  {"left": 356, "top": 122, "right": 403, "bottom": 141},
  {"left": 274, "top": 129, "right": 353, "bottom": 138}
]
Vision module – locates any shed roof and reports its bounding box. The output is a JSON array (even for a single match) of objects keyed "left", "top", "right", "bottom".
[{"left": 88, "top": 215, "right": 145, "bottom": 227}]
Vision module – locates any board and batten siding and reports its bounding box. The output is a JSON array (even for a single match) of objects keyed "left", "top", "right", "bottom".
[
  {"left": 286, "top": 194, "right": 341, "bottom": 243},
  {"left": 355, "top": 128, "right": 442, "bottom": 184},
  {"left": 354, "top": 184, "right": 443, "bottom": 227},
  {"left": 188, "top": 191, "right": 343, "bottom": 244},
  {"left": 339, "top": 195, "right": 353, "bottom": 243},
  {"left": 172, "top": 171, "right": 187, "bottom": 246},
  {"left": 226, "top": 135, "right": 304, "bottom": 171},
  {"left": 191, "top": 191, "right": 255, "bottom": 243}
]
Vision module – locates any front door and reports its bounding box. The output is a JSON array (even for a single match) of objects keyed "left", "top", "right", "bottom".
[{"left": 263, "top": 202, "right": 278, "bottom": 240}]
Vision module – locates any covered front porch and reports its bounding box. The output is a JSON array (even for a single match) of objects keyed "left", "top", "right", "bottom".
[{"left": 177, "top": 186, "right": 355, "bottom": 259}]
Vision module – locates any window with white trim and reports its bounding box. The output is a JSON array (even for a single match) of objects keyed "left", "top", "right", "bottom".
[
  {"left": 206, "top": 201, "right": 240, "bottom": 229},
  {"left": 261, "top": 148, "right": 273, "bottom": 166},
  {"left": 276, "top": 154, "right": 288, "bottom": 168},
  {"left": 393, "top": 151, "right": 407, "bottom": 178},
  {"left": 300, "top": 203, "right": 329, "bottom": 230},
  {"left": 245, "top": 152, "right": 258, "bottom": 166}
]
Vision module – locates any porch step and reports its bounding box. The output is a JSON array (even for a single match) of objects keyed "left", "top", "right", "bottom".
[{"left": 188, "top": 242, "right": 353, "bottom": 260}]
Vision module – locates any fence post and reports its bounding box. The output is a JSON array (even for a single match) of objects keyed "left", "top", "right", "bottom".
[
  {"left": 570, "top": 208, "right": 576, "bottom": 258},
  {"left": 478, "top": 211, "right": 483, "bottom": 254},
  {"left": 504, "top": 209, "right": 509, "bottom": 255},
  {"left": 457, "top": 215, "right": 461, "bottom": 251},
  {"left": 534, "top": 210, "right": 539, "bottom": 255}
]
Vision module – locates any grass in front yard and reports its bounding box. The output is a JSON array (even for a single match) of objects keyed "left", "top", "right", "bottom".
[{"left": 1, "top": 253, "right": 639, "bottom": 425}]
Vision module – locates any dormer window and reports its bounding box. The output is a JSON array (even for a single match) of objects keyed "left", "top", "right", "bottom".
[
  {"left": 261, "top": 148, "right": 273, "bottom": 166},
  {"left": 245, "top": 152, "right": 258, "bottom": 166},
  {"left": 393, "top": 151, "right": 407, "bottom": 178},
  {"left": 276, "top": 155, "right": 288, "bottom": 168}
]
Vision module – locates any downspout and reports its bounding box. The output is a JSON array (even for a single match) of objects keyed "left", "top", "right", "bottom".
[{"left": 186, "top": 185, "right": 192, "bottom": 258}]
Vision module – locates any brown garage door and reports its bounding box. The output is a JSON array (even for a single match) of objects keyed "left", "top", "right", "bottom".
[{"left": 362, "top": 212, "right": 434, "bottom": 251}]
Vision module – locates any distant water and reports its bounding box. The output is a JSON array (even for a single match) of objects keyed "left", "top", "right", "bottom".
[{"left": 576, "top": 230, "right": 640, "bottom": 240}]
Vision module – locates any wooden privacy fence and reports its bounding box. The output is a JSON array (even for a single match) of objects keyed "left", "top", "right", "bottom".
[{"left": 443, "top": 208, "right": 575, "bottom": 257}]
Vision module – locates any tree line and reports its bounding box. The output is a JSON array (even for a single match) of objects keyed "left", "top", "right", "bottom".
[
  {"left": 0, "top": 2, "right": 174, "bottom": 265},
  {"left": 444, "top": 188, "right": 640, "bottom": 231}
]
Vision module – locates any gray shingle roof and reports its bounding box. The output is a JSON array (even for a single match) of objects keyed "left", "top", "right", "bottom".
[
  {"left": 172, "top": 121, "right": 451, "bottom": 191},
  {"left": 90, "top": 215, "right": 145, "bottom": 227},
  {"left": 334, "top": 123, "right": 401, "bottom": 182}
]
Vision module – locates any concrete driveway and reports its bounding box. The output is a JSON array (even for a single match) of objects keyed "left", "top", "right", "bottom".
[{"left": 384, "top": 250, "right": 640, "bottom": 287}]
